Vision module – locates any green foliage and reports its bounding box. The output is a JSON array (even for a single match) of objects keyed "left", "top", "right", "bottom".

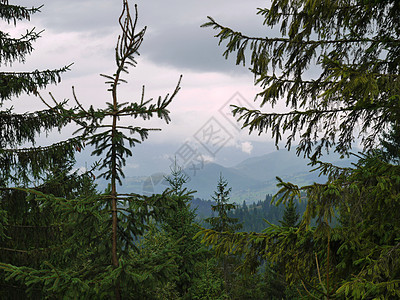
[
  {"left": 228, "top": 195, "right": 307, "bottom": 232},
  {"left": 0, "top": 2, "right": 40, "bottom": 25},
  {"left": 380, "top": 124, "right": 400, "bottom": 164},
  {"left": 0, "top": 2, "right": 85, "bottom": 297},
  {"left": 191, "top": 258, "right": 228, "bottom": 300},
  {"left": 201, "top": 1, "right": 400, "bottom": 298},
  {"left": 161, "top": 163, "right": 207, "bottom": 299},
  {"left": 202, "top": 0, "right": 400, "bottom": 160},
  {"left": 0, "top": 1, "right": 77, "bottom": 185},
  {"left": 0, "top": 67, "right": 71, "bottom": 102},
  {"left": 198, "top": 152, "right": 400, "bottom": 299},
  {"left": 205, "top": 174, "right": 242, "bottom": 233},
  {"left": 0, "top": 164, "right": 99, "bottom": 299},
  {"left": 55, "top": 3, "right": 181, "bottom": 297},
  {"left": 279, "top": 199, "right": 300, "bottom": 228},
  {"left": 0, "top": 2, "right": 70, "bottom": 102},
  {"left": 120, "top": 222, "right": 181, "bottom": 300}
]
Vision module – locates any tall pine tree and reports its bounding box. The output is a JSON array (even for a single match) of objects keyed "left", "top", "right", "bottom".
[
  {"left": 1, "top": 1, "right": 182, "bottom": 299},
  {"left": 0, "top": 1, "right": 79, "bottom": 186},
  {"left": 0, "top": 2, "right": 86, "bottom": 298}
]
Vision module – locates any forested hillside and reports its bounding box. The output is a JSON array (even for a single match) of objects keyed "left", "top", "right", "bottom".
[{"left": 194, "top": 195, "right": 307, "bottom": 232}]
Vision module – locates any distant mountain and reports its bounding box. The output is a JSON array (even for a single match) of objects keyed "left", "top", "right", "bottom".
[
  {"left": 183, "top": 150, "right": 355, "bottom": 202},
  {"left": 184, "top": 162, "right": 265, "bottom": 201},
  {"left": 232, "top": 150, "right": 313, "bottom": 181},
  {"left": 191, "top": 198, "right": 215, "bottom": 220},
  {"left": 105, "top": 150, "right": 355, "bottom": 204}
]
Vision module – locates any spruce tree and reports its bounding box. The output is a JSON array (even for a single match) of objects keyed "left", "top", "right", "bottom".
[
  {"left": 279, "top": 199, "right": 299, "bottom": 228},
  {"left": 0, "top": 163, "right": 98, "bottom": 299},
  {"left": 0, "top": 1, "right": 77, "bottom": 186},
  {"left": 162, "top": 162, "right": 205, "bottom": 299},
  {"left": 204, "top": 174, "right": 242, "bottom": 296},
  {"left": 205, "top": 174, "right": 242, "bottom": 233},
  {"left": 1, "top": 1, "right": 182, "bottom": 299},
  {"left": 0, "top": 1, "right": 70, "bottom": 103},
  {"left": 0, "top": 2, "right": 86, "bottom": 298},
  {"left": 53, "top": 2, "right": 181, "bottom": 298}
]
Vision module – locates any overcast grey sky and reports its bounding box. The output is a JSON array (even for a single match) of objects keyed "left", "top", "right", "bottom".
[{"left": 6, "top": 0, "right": 283, "bottom": 175}]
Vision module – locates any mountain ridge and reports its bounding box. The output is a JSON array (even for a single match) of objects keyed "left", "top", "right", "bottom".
[{"left": 111, "top": 149, "right": 357, "bottom": 203}]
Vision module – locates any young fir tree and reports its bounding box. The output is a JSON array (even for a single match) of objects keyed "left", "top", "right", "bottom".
[
  {"left": 279, "top": 198, "right": 300, "bottom": 228},
  {"left": 162, "top": 162, "right": 206, "bottom": 299},
  {"left": 204, "top": 174, "right": 242, "bottom": 296},
  {"left": 1, "top": 1, "right": 182, "bottom": 299},
  {"left": 205, "top": 174, "right": 241, "bottom": 233},
  {"left": 55, "top": 2, "right": 181, "bottom": 298}
]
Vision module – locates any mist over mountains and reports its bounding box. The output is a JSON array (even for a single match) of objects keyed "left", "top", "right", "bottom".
[{"left": 91, "top": 142, "right": 354, "bottom": 203}]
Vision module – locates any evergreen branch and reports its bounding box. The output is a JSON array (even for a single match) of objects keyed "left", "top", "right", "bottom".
[
  {"left": 39, "top": 91, "right": 93, "bottom": 132},
  {"left": 296, "top": 261, "right": 335, "bottom": 299},
  {"left": 232, "top": 101, "right": 390, "bottom": 158},
  {"left": 1, "top": 135, "right": 85, "bottom": 153},
  {"left": 0, "top": 3, "right": 41, "bottom": 24},
  {"left": 89, "top": 124, "right": 161, "bottom": 132},
  {"left": 0, "top": 136, "right": 85, "bottom": 184},
  {"left": 0, "top": 28, "right": 42, "bottom": 66},
  {"left": 72, "top": 85, "right": 89, "bottom": 115},
  {"left": 3, "top": 223, "right": 63, "bottom": 228},
  {"left": 255, "top": 4, "right": 361, "bottom": 19},
  {"left": 0, "top": 106, "right": 69, "bottom": 148},
  {"left": 310, "top": 160, "right": 353, "bottom": 179},
  {"left": 300, "top": 280, "right": 320, "bottom": 299},
  {"left": 202, "top": 16, "right": 398, "bottom": 45},
  {"left": 0, "top": 65, "right": 71, "bottom": 101},
  {"left": 0, "top": 242, "right": 70, "bottom": 254},
  {"left": 0, "top": 247, "right": 28, "bottom": 253}
]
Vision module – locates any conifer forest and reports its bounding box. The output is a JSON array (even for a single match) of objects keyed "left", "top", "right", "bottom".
[{"left": 1, "top": 0, "right": 400, "bottom": 299}]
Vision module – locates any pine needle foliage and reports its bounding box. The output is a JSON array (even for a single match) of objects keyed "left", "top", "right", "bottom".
[
  {"left": 41, "top": 1, "right": 180, "bottom": 298},
  {"left": 63, "top": 3, "right": 181, "bottom": 289},
  {"left": 0, "top": 1, "right": 77, "bottom": 186},
  {"left": 0, "top": 2, "right": 90, "bottom": 297},
  {"left": 205, "top": 174, "right": 242, "bottom": 233},
  {"left": 202, "top": 0, "right": 400, "bottom": 160},
  {"left": 161, "top": 162, "right": 206, "bottom": 299},
  {"left": 0, "top": 164, "right": 98, "bottom": 299},
  {"left": 55, "top": 0, "right": 181, "bottom": 297},
  {"left": 204, "top": 174, "right": 242, "bottom": 297},
  {"left": 0, "top": 1, "right": 70, "bottom": 102}
]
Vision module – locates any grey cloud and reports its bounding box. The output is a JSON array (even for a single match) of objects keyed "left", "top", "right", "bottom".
[
  {"left": 30, "top": 1, "right": 120, "bottom": 35},
  {"left": 28, "top": 0, "right": 269, "bottom": 73},
  {"left": 137, "top": 1, "right": 269, "bottom": 74},
  {"left": 140, "top": 23, "right": 249, "bottom": 74}
]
